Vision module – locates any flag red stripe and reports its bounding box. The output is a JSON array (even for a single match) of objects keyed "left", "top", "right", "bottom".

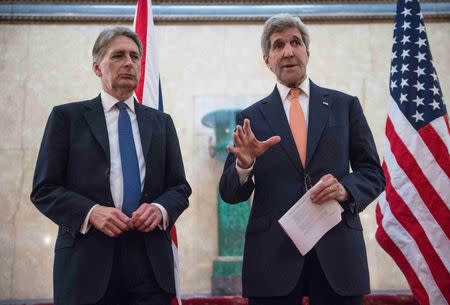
[
  {"left": 418, "top": 124, "right": 450, "bottom": 178},
  {"left": 382, "top": 163, "right": 450, "bottom": 297},
  {"left": 134, "top": 2, "right": 180, "bottom": 304},
  {"left": 386, "top": 117, "right": 450, "bottom": 238},
  {"left": 134, "top": 0, "right": 148, "bottom": 103},
  {"left": 171, "top": 226, "right": 178, "bottom": 247},
  {"left": 375, "top": 204, "right": 430, "bottom": 305}
]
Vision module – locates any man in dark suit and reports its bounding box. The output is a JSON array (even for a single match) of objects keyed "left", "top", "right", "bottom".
[
  {"left": 31, "top": 27, "right": 191, "bottom": 305},
  {"left": 219, "top": 14, "right": 385, "bottom": 305}
]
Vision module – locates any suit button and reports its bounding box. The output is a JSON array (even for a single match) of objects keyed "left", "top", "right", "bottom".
[{"left": 105, "top": 168, "right": 110, "bottom": 175}]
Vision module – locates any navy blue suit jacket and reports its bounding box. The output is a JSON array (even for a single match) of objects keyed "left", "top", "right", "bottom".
[
  {"left": 31, "top": 95, "right": 191, "bottom": 305},
  {"left": 219, "top": 81, "right": 385, "bottom": 297}
]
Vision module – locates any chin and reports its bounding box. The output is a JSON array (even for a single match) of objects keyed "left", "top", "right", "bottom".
[
  {"left": 282, "top": 80, "right": 301, "bottom": 88},
  {"left": 118, "top": 81, "right": 137, "bottom": 88}
]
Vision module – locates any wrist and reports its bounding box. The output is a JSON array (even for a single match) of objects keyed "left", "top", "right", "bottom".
[{"left": 237, "top": 158, "right": 254, "bottom": 169}]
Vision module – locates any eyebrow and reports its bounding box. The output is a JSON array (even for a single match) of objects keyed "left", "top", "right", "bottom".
[
  {"left": 110, "top": 49, "right": 139, "bottom": 55},
  {"left": 272, "top": 35, "right": 302, "bottom": 45}
]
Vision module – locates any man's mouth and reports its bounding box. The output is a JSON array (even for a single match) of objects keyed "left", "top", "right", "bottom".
[
  {"left": 282, "top": 64, "right": 297, "bottom": 69},
  {"left": 119, "top": 74, "right": 134, "bottom": 79}
]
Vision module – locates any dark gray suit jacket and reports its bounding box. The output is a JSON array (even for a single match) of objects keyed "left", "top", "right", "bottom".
[
  {"left": 219, "top": 81, "right": 385, "bottom": 297},
  {"left": 31, "top": 95, "right": 191, "bottom": 305}
]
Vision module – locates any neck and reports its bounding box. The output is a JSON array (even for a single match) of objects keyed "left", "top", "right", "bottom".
[{"left": 104, "top": 87, "right": 134, "bottom": 101}]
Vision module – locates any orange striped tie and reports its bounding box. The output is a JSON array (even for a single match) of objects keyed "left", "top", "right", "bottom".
[{"left": 289, "top": 88, "right": 307, "bottom": 167}]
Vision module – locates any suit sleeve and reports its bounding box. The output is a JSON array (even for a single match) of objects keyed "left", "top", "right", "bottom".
[
  {"left": 340, "top": 97, "right": 386, "bottom": 213},
  {"left": 153, "top": 115, "right": 191, "bottom": 226},
  {"left": 30, "top": 107, "right": 96, "bottom": 237},
  {"left": 219, "top": 112, "right": 255, "bottom": 204}
]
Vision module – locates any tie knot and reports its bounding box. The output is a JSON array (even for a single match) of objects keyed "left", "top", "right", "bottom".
[
  {"left": 290, "top": 88, "right": 301, "bottom": 100},
  {"left": 116, "top": 102, "right": 128, "bottom": 111}
]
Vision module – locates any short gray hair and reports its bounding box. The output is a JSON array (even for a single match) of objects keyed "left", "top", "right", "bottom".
[
  {"left": 261, "top": 14, "right": 310, "bottom": 56},
  {"left": 92, "top": 26, "right": 143, "bottom": 62}
]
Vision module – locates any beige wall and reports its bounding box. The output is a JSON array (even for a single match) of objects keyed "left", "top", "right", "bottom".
[{"left": 0, "top": 20, "right": 448, "bottom": 299}]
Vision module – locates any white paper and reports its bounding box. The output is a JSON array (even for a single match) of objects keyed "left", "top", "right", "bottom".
[{"left": 278, "top": 181, "right": 344, "bottom": 255}]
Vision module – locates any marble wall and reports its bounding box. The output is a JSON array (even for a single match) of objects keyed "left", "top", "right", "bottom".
[{"left": 0, "top": 19, "right": 448, "bottom": 299}]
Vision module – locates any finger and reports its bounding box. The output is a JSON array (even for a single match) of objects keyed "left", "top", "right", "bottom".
[
  {"left": 227, "top": 145, "right": 238, "bottom": 154},
  {"left": 321, "top": 178, "right": 340, "bottom": 199},
  {"left": 236, "top": 125, "right": 248, "bottom": 145},
  {"left": 311, "top": 177, "right": 335, "bottom": 196},
  {"left": 131, "top": 212, "right": 141, "bottom": 227},
  {"left": 318, "top": 186, "right": 339, "bottom": 204},
  {"left": 243, "top": 119, "right": 253, "bottom": 137},
  {"left": 111, "top": 217, "right": 129, "bottom": 231},
  {"left": 316, "top": 191, "right": 339, "bottom": 204},
  {"left": 261, "top": 135, "right": 281, "bottom": 148},
  {"left": 311, "top": 180, "right": 332, "bottom": 200},
  {"left": 310, "top": 180, "right": 329, "bottom": 198},
  {"left": 112, "top": 211, "right": 132, "bottom": 231},
  {"left": 233, "top": 131, "right": 243, "bottom": 147},
  {"left": 143, "top": 214, "right": 160, "bottom": 232},
  {"left": 138, "top": 212, "right": 157, "bottom": 231},
  {"left": 146, "top": 218, "right": 160, "bottom": 232},
  {"left": 133, "top": 208, "right": 151, "bottom": 228},
  {"left": 102, "top": 228, "right": 117, "bottom": 238},
  {"left": 106, "top": 222, "right": 123, "bottom": 236},
  {"left": 313, "top": 185, "right": 337, "bottom": 203},
  {"left": 320, "top": 173, "right": 334, "bottom": 182}
]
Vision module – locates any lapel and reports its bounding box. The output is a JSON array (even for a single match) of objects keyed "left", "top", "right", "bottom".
[
  {"left": 259, "top": 86, "right": 304, "bottom": 174},
  {"left": 134, "top": 100, "right": 153, "bottom": 162},
  {"left": 83, "top": 95, "right": 110, "bottom": 161},
  {"left": 306, "top": 81, "right": 332, "bottom": 168}
]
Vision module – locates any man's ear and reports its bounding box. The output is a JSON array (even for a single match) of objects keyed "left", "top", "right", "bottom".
[
  {"left": 92, "top": 62, "right": 102, "bottom": 77},
  {"left": 263, "top": 55, "right": 270, "bottom": 68}
]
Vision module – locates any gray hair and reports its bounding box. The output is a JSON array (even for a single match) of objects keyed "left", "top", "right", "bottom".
[
  {"left": 261, "top": 14, "right": 310, "bottom": 56},
  {"left": 92, "top": 26, "right": 143, "bottom": 62}
]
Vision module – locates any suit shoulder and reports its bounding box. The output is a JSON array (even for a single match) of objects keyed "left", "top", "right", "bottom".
[
  {"left": 316, "top": 85, "right": 357, "bottom": 102},
  {"left": 321, "top": 86, "right": 355, "bottom": 99},
  {"left": 240, "top": 94, "right": 273, "bottom": 116},
  {"left": 52, "top": 98, "right": 99, "bottom": 113},
  {"left": 138, "top": 103, "right": 171, "bottom": 120}
]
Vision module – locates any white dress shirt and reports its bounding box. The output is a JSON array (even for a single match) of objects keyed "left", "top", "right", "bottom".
[
  {"left": 80, "top": 91, "right": 168, "bottom": 233},
  {"left": 236, "top": 77, "right": 310, "bottom": 184}
]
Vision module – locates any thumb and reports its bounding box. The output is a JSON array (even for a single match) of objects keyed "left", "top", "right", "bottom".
[{"left": 262, "top": 135, "right": 281, "bottom": 146}]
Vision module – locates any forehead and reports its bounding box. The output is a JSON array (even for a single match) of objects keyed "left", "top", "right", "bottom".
[
  {"left": 270, "top": 27, "right": 302, "bottom": 43},
  {"left": 105, "top": 35, "right": 139, "bottom": 53}
]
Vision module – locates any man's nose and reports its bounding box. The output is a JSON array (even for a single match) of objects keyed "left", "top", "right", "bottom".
[
  {"left": 123, "top": 54, "right": 133, "bottom": 65},
  {"left": 283, "top": 45, "right": 294, "bottom": 57}
]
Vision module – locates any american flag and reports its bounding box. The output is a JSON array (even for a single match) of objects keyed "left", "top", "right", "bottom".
[
  {"left": 134, "top": 1, "right": 182, "bottom": 304},
  {"left": 375, "top": 0, "right": 450, "bottom": 304}
]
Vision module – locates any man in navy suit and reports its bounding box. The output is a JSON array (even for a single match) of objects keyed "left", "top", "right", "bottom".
[
  {"left": 31, "top": 27, "right": 191, "bottom": 305},
  {"left": 219, "top": 14, "right": 385, "bottom": 305}
]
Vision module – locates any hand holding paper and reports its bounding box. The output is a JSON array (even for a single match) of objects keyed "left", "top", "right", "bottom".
[{"left": 278, "top": 180, "right": 344, "bottom": 255}]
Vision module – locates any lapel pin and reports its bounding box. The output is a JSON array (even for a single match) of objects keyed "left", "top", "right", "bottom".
[{"left": 322, "top": 101, "right": 329, "bottom": 106}]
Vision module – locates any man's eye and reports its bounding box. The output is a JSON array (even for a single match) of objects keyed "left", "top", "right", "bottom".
[
  {"left": 273, "top": 43, "right": 283, "bottom": 49},
  {"left": 292, "top": 40, "right": 301, "bottom": 46}
]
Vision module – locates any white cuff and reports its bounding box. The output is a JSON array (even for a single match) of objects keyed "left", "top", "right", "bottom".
[
  {"left": 80, "top": 204, "right": 98, "bottom": 234},
  {"left": 236, "top": 159, "right": 255, "bottom": 185},
  {"left": 151, "top": 203, "right": 169, "bottom": 230}
]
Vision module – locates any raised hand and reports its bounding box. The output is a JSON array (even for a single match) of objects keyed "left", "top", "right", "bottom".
[{"left": 227, "top": 118, "right": 281, "bottom": 169}]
